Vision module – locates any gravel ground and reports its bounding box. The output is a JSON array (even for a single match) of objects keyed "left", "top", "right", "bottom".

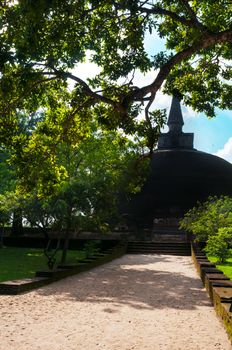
[{"left": 0, "top": 254, "right": 231, "bottom": 350}]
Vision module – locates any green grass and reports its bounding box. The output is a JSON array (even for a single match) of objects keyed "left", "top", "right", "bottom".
[
  {"left": 207, "top": 256, "right": 232, "bottom": 280},
  {"left": 0, "top": 247, "right": 86, "bottom": 282}
]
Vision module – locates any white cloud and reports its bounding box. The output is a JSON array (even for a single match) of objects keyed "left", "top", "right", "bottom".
[
  {"left": 215, "top": 137, "right": 232, "bottom": 163},
  {"left": 182, "top": 105, "right": 198, "bottom": 119},
  {"left": 130, "top": 69, "right": 158, "bottom": 88},
  {"left": 69, "top": 60, "right": 101, "bottom": 90},
  {"left": 154, "top": 91, "right": 171, "bottom": 110}
]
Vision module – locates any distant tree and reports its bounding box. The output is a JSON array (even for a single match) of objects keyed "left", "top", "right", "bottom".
[
  {"left": 0, "top": 110, "right": 45, "bottom": 234},
  {"left": 0, "top": 191, "right": 19, "bottom": 237},
  {"left": 0, "top": 147, "right": 21, "bottom": 235}
]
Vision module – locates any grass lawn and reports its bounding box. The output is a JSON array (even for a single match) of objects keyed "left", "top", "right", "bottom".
[
  {"left": 207, "top": 256, "right": 232, "bottom": 280},
  {"left": 0, "top": 247, "right": 86, "bottom": 282}
]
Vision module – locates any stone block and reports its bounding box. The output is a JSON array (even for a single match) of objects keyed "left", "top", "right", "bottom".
[
  {"left": 212, "top": 288, "right": 232, "bottom": 341},
  {"left": 213, "top": 287, "right": 232, "bottom": 303},
  {"left": 215, "top": 303, "right": 232, "bottom": 341},
  {"left": 195, "top": 257, "right": 209, "bottom": 262},
  {"left": 198, "top": 261, "right": 215, "bottom": 269},
  {"left": 205, "top": 275, "right": 231, "bottom": 301},
  {"left": 195, "top": 260, "right": 213, "bottom": 274},
  {"left": 36, "top": 268, "right": 68, "bottom": 278},
  {"left": 57, "top": 263, "right": 87, "bottom": 269},
  {"left": 200, "top": 267, "right": 223, "bottom": 284},
  {"left": 0, "top": 277, "right": 49, "bottom": 295}
]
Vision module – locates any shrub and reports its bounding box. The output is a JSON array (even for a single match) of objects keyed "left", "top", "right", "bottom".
[
  {"left": 180, "top": 196, "right": 232, "bottom": 262},
  {"left": 205, "top": 228, "right": 232, "bottom": 263}
]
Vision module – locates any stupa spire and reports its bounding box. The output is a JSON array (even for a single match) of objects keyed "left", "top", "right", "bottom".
[
  {"left": 167, "top": 96, "right": 184, "bottom": 134},
  {"left": 157, "top": 95, "right": 194, "bottom": 150}
]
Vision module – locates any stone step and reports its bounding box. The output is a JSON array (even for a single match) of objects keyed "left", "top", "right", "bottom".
[
  {"left": 127, "top": 248, "right": 190, "bottom": 252},
  {"left": 127, "top": 249, "right": 191, "bottom": 253},
  {"left": 127, "top": 251, "right": 190, "bottom": 256},
  {"left": 127, "top": 241, "right": 191, "bottom": 256},
  {"left": 127, "top": 243, "right": 190, "bottom": 247},
  {"left": 127, "top": 245, "right": 190, "bottom": 247},
  {"left": 128, "top": 242, "right": 189, "bottom": 246},
  {"left": 152, "top": 235, "right": 187, "bottom": 242}
]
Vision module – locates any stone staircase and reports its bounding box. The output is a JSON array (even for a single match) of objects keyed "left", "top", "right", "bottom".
[{"left": 127, "top": 241, "right": 191, "bottom": 256}]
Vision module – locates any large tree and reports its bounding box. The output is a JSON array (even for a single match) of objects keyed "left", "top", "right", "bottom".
[{"left": 0, "top": 0, "right": 231, "bottom": 192}]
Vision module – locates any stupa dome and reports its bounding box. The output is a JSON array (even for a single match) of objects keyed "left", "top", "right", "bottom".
[{"left": 123, "top": 97, "right": 232, "bottom": 228}]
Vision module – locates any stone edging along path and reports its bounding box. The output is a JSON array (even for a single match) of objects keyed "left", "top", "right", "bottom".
[
  {"left": 192, "top": 243, "right": 232, "bottom": 341},
  {"left": 0, "top": 240, "right": 232, "bottom": 342},
  {"left": 0, "top": 241, "right": 127, "bottom": 295},
  {"left": 1, "top": 253, "right": 231, "bottom": 350}
]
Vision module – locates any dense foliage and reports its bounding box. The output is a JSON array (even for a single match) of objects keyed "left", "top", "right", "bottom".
[
  {"left": 180, "top": 196, "right": 232, "bottom": 262},
  {"left": 0, "top": 124, "right": 148, "bottom": 261},
  {"left": 0, "top": 122, "right": 149, "bottom": 230}
]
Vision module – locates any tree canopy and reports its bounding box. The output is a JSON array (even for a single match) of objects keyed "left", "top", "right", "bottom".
[{"left": 0, "top": 0, "right": 232, "bottom": 193}]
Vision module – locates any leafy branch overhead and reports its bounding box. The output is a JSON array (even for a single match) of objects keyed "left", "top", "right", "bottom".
[{"left": 1, "top": 1, "right": 232, "bottom": 121}]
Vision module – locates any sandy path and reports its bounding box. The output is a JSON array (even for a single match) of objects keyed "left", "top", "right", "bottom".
[{"left": 0, "top": 254, "right": 231, "bottom": 350}]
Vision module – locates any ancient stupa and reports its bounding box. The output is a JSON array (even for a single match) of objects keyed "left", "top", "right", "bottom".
[{"left": 124, "top": 96, "right": 232, "bottom": 229}]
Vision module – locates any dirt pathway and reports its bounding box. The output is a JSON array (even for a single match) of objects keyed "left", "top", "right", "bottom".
[{"left": 0, "top": 254, "right": 231, "bottom": 350}]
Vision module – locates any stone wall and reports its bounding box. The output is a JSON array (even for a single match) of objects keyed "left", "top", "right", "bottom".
[{"left": 192, "top": 243, "right": 232, "bottom": 341}]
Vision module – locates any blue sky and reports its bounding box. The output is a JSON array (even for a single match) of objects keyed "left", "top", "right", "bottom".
[
  {"left": 183, "top": 110, "right": 232, "bottom": 154},
  {"left": 144, "top": 33, "right": 232, "bottom": 162}
]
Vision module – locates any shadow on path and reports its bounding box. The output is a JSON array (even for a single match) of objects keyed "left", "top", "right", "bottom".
[{"left": 36, "top": 254, "right": 211, "bottom": 311}]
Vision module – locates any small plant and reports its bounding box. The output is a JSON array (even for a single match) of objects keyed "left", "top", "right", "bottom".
[
  {"left": 83, "top": 240, "right": 100, "bottom": 258},
  {"left": 205, "top": 228, "right": 232, "bottom": 263},
  {"left": 44, "top": 239, "right": 61, "bottom": 270}
]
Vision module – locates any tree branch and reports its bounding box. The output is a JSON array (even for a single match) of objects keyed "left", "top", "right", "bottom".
[
  {"left": 20, "top": 28, "right": 232, "bottom": 122},
  {"left": 139, "top": 6, "right": 198, "bottom": 29},
  {"left": 123, "top": 29, "right": 232, "bottom": 105},
  {"left": 46, "top": 68, "right": 125, "bottom": 113},
  {"left": 178, "top": 0, "right": 207, "bottom": 32}
]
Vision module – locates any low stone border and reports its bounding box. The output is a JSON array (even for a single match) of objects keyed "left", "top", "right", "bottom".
[
  {"left": 191, "top": 243, "right": 232, "bottom": 341},
  {"left": 0, "top": 277, "right": 50, "bottom": 295},
  {"left": 205, "top": 274, "right": 231, "bottom": 301},
  {"left": 0, "top": 241, "right": 128, "bottom": 295}
]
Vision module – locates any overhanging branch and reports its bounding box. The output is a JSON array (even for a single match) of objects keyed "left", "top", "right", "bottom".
[
  {"left": 140, "top": 6, "right": 197, "bottom": 28},
  {"left": 123, "top": 29, "right": 232, "bottom": 106},
  {"left": 178, "top": 0, "right": 208, "bottom": 32},
  {"left": 47, "top": 68, "right": 125, "bottom": 113}
]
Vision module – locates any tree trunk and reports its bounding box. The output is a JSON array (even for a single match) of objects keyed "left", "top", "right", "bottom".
[
  {"left": 40, "top": 226, "right": 50, "bottom": 249},
  {"left": 60, "top": 209, "right": 72, "bottom": 264},
  {"left": 61, "top": 233, "right": 69, "bottom": 264},
  {"left": 0, "top": 227, "right": 4, "bottom": 248},
  {"left": 11, "top": 209, "right": 23, "bottom": 236}
]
